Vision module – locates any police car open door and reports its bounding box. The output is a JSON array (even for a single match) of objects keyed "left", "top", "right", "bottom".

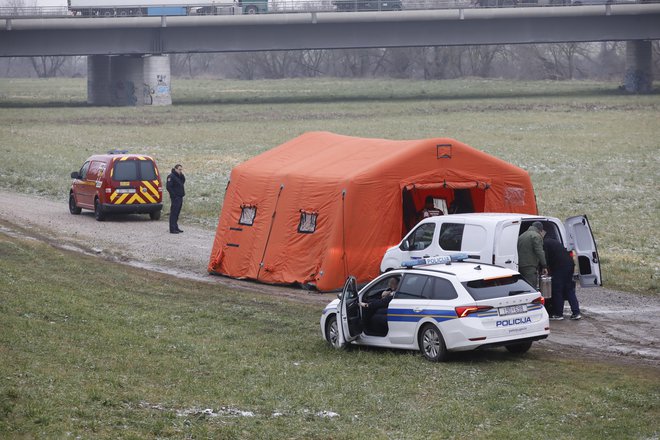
[
  {"left": 337, "top": 276, "right": 362, "bottom": 345},
  {"left": 565, "top": 215, "right": 602, "bottom": 287}
]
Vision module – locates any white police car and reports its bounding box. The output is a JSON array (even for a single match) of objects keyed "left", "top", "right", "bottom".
[{"left": 320, "top": 256, "right": 550, "bottom": 362}]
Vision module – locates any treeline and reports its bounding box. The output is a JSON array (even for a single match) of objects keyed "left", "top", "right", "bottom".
[{"left": 2, "top": 42, "right": 659, "bottom": 80}]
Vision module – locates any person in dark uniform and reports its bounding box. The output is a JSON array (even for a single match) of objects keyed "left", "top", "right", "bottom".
[
  {"left": 166, "top": 164, "right": 185, "bottom": 234},
  {"left": 419, "top": 196, "right": 442, "bottom": 221},
  {"left": 359, "top": 277, "right": 398, "bottom": 336},
  {"left": 544, "top": 234, "right": 581, "bottom": 321}
]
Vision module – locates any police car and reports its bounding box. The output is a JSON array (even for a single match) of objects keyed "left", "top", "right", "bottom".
[{"left": 320, "top": 255, "right": 550, "bottom": 362}]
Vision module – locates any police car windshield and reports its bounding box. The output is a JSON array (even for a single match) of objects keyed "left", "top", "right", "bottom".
[
  {"left": 113, "top": 160, "right": 157, "bottom": 181},
  {"left": 462, "top": 275, "right": 535, "bottom": 301}
]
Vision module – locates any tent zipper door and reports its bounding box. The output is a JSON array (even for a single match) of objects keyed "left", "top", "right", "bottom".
[{"left": 257, "top": 183, "right": 284, "bottom": 281}]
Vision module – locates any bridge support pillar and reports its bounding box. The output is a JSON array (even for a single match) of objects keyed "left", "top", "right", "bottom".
[
  {"left": 87, "top": 55, "right": 112, "bottom": 106},
  {"left": 86, "top": 54, "right": 172, "bottom": 106},
  {"left": 110, "top": 55, "right": 144, "bottom": 106},
  {"left": 623, "top": 40, "right": 653, "bottom": 94},
  {"left": 143, "top": 55, "right": 172, "bottom": 106}
]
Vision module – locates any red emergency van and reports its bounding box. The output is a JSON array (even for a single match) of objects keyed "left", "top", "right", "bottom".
[{"left": 69, "top": 150, "right": 163, "bottom": 221}]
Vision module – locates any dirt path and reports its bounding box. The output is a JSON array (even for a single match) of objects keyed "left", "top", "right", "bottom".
[{"left": 1, "top": 189, "right": 658, "bottom": 365}]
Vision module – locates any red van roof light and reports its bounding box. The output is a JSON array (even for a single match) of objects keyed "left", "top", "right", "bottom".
[{"left": 107, "top": 149, "right": 129, "bottom": 155}]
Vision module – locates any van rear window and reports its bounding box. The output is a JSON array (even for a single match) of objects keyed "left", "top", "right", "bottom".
[
  {"left": 462, "top": 275, "right": 535, "bottom": 301},
  {"left": 113, "top": 160, "right": 156, "bottom": 181}
]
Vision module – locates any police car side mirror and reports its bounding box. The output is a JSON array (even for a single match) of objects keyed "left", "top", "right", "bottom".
[
  {"left": 401, "top": 239, "right": 410, "bottom": 251},
  {"left": 71, "top": 171, "right": 81, "bottom": 179}
]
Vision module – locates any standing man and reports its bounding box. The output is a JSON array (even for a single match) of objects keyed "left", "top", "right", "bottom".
[
  {"left": 517, "top": 221, "right": 548, "bottom": 289},
  {"left": 544, "top": 235, "right": 582, "bottom": 321},
  {"left": 166, "top": 164, "right": 185, "bottom": 234},
  {"left": 419, "top": 196, "right": 442, "bottom": 221}
]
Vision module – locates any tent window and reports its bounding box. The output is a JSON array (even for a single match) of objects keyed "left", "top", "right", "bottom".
[
  {"left": 239, "top": 205, "right": 257, "bottom": 226},
  {"left": 504, "top": 187, "right": 525, "bottom": 207},
  {"left": 298, "top": 211, "right": 318, "bottom": 234},
  {"left": 437, "top": 144, "right": 452, "bottom": 159}
]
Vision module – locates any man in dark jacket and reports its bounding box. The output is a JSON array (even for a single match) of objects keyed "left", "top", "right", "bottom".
[
  {"left": 544, "top": 235, "right": 582, "bottom": 321},
  {"left": 166, "top": 164, "right": 185, "bottom": 234},
  {"left": 359, "top": 277, "right": 398, "bottom": 336}
]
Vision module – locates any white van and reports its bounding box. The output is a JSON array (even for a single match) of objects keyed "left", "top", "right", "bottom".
[{"left": 379, "top": 213, "right": 601, "bottom": 288}]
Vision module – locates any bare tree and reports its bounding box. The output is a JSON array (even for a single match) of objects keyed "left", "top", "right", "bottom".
[
  {"left": 420, "top": 47, "right": 452, "bottom": 80},
  {"left": 171, "top": 54, "right": 195, "bottom": 77},
  {"left": 531, "top": 43, "right": 584, "bottom": 80},
  {"left": 298, "top": 50, "right": 327, "bottom": 77},
  {"left": 29, "top": 56, "right": 67, "bottom": 78},
  {"left": 465, "top": 45, "right": 505, "bottom": 77},
  {"left": 256, "top": 51, "right": 298, "bottom": 78},
  {"left": 379, "top": 48, "right": 414, "bottom": 78},
  {"left": 232, "top": 53, "right": 260, "bottom": 80}
]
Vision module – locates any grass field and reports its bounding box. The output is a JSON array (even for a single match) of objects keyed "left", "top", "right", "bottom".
[
  {"left": 1, "top": 231, "right": 658, "bottom": 438},
  {"left": 0, "top": 78, "right": 658, "bottom": 294}
]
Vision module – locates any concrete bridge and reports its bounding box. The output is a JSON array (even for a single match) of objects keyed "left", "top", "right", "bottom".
[{"left": 2, "top": 4, "right": 658, "bottom": 105}]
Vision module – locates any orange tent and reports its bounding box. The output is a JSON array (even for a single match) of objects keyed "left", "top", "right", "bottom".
[{"left": 208, "top": 132, "right": 537, "bottom": 291}]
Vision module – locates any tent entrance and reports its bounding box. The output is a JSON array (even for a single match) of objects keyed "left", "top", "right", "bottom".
[{"left": 402, "top": 184, "right": 487, "bottom": 234}]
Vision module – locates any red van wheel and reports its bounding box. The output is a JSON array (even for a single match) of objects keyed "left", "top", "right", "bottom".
[
  {"left": 69, "top": 193, "right": 82, "bottom": 215},
  {"left": 94, "top": 199, "right": 105, "bottom": 221}
]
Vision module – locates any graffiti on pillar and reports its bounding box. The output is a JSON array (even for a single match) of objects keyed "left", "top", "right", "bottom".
[
  {"left": 143, "top": 83, "right": 154, "bottom": 105},
  {"left": 112, "top": 80, "right": 138, "bottom": 106},
  {"left": 623, "top": 70, "right": 652, "bottom": 94},
  {"left": 144, "top": 74, "right": 171, "bottom": 106}
]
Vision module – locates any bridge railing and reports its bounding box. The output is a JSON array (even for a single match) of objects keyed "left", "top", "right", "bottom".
[{"left": 0, "top": 0, "right": 655, "bottom": 18}]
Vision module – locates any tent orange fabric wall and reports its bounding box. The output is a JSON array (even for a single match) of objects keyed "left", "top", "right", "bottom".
[{"left": 208, "top": 132, "right": 537, "bottom": 291}]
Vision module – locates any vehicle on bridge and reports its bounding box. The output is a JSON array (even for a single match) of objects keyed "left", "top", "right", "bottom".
[
  {"left": 68, "top": 0, "right": 268, "bottom": 16},
  {"left": 333, "top": 0, "right": 403, "bottom": 11}
]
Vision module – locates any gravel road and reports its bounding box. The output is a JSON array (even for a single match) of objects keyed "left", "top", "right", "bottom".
[{"left": 1, "top": 189, "right": 658, "bottom": 365}]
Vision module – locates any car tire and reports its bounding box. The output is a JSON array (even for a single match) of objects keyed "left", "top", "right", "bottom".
[
  {"left": 505, "top": 341, "right": 533, "bottom": 354},
  {"left": 94, "top": 199, "right": 105, "bottom": 222},
  {"left": 69, "top": 193, "right": 82, "bottom": 215},
  {"left": 418, "top": 324, "right": 448, "bottom": 362},
  {"left": 245, "top": 5, "right": 258, "bottom": 14},
  {"left": 325, "top": 315, "right": 343, "bottom": 349},
  {"left": 149, "top": 210, "right": 161, "bottom": 221}
]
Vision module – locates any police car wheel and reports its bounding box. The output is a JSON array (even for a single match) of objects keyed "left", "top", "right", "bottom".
[
  {"left": 69, "top": 193, "right": 81, "bottom": 215},
  {"left": 419, "top": 324, "right": 448, "bottom": 362},
  {"left": 505, "top": 341, "right": 533, "bottom": 354},
  {"left": 325, "top": 315, "right": 342, "bottom": 349},
  {"left": 94, "top": 199, "right": 105, "bottom": 222}
]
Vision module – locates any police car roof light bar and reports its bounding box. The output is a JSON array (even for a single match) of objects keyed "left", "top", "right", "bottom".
[
  {"left": 107, "top": 149, "right": 129, "bottom": 155},
  {"left": 401, "top": 253, "right": 469, "bottom": 268}
]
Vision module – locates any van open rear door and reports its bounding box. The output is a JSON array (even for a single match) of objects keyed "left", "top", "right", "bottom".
[
  {"left": 565, "top": 215, "right": 602, "bottom": 287},
  {"left": 494, "top": 220, "right": 521, "bottom": 271}
]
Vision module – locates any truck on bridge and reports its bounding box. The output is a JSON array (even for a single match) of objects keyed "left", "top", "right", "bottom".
[{"left": 68, "top": 0, "right": 268, "bottom": 16}]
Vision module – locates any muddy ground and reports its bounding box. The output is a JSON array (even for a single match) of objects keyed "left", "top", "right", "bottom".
[{"left": 1, "top": 190, "right": 658, "bottom": 366}]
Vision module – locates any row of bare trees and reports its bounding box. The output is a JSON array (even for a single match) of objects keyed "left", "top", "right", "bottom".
[
  {"left": 170, "top": 42, "right": 659, "bottom": 80},
  {"left": 1, "top": 42, "right": 659, "bottom": 80}
]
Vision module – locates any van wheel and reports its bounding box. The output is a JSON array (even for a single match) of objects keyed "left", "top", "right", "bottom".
[
  {"left": 505, "top": 341, "right": 533, "bottom": 354},
  {"left": 418, "top": 324, "right": 448, "bottom": 362},
  {"left": 244, "top": 5, "right": 258, "bottom": 14},
  {"left": 149, "top": 210, "right": 161, "bottom": 221},
  {"left": 69, "top": 193, "right": 82, "bottom": 215},
  {"left": 94, "top": 199, "right": 105, "bottom": 221}
]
